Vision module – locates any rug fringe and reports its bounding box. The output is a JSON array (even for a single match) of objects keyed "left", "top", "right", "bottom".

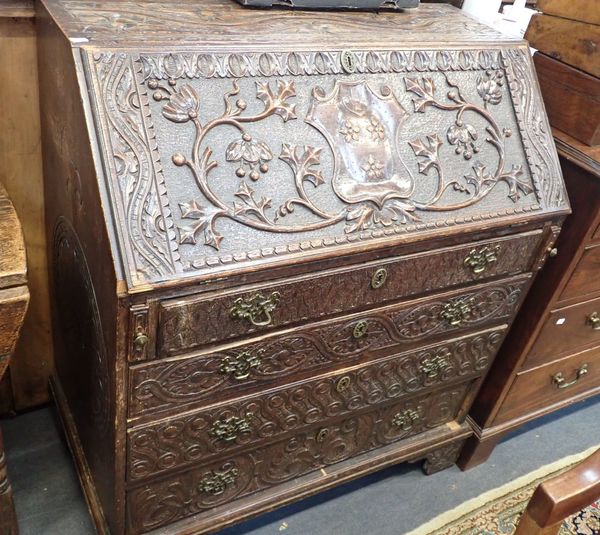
[{"left": 403, "top": 445, "right": 600, "bottom": 535}]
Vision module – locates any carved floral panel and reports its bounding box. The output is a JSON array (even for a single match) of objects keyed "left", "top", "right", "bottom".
[{"left": 85, "top": 48, "right": 564, "bottom": 285}]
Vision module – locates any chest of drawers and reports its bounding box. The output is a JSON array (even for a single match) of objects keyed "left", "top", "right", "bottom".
[
  {"left": 459, "top": 129, "right": 600, "bottom": 470},
  {"left": 37, "top": 1, "right": 569, "bottom": 533}
]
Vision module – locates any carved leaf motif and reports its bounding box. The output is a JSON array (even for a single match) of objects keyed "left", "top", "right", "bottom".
[
  {"left": 477, "top": 70, "right": 504, "bottom": 107},
  {"left": 404, "top": 77, "right": 436, "bottom": 113},
  {"left": 225, "top": 138, "right": 273, "bottom": 165},
  {"left": 408, "top": 134, "right": 442, "bottom": 174},
  {"left": 279, "top": 144, "right": 325, "bottom": 187},
  {"left": 162, "top": 84, "right": 200, "bottom": 123},
  {"left": 177, "top": 201, "right": 223, "bottom": 250},
  {"left": 233, "top": 182, "right": 272, "bottom": 223},
  {"left": 256, "top": 80, "right": 297, "bottom": 122},
  {"left": 499, "top": 164, "right": 534, "bottom": 202},
  {"left": 464, "top": 162, "right": 495, "bottom": 194}
]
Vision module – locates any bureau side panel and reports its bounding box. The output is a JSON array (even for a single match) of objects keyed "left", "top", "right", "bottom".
[{"left": 37, "top": 3, "right": 124, "bottom": 533}]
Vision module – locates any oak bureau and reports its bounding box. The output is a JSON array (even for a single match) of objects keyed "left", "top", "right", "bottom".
[{"left": 36, "top": 1, "right": 569, "bottom": 533}]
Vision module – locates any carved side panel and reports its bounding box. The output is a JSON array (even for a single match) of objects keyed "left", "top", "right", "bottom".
[
  {"left": 130, "top": 277, "right": 528, "bottom": 417},
  {"left": 83, "top": 47, "right": 565, "bottom": 287},
  {"left": 127, "top": 329, "right": 503, "bottom": 481},
  {"left": 158, "top": 231, "right": 542, "bottom": 355},
  {"left": 127, "top": 383, "right": 469, "bottom": 532}
]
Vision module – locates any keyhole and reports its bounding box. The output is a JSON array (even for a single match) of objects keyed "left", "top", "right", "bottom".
[{"left": 341, "top": 51, "right": 357, "bottom": 74}]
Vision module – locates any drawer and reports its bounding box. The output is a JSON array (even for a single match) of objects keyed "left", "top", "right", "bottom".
[
  {"left": 130, "top": 275, "right": 530, "bottom": 418},
  {"left": 526, "top": 295, "right": 600, "bottom": 368},
  {"left": 495, "top": 345, "right": 600, "bottom": 425},
  {"left": 157, "top": 231, "right": 542, "bottom": 356},
  {"left": 127, "top": 382, "right": 471, "bottom": 533},
  {"left": 559, "top": 244, "right": 600, "bottom": 302},
  {"left": 127, "top": 327, "right": 504, "bottom": 482}
]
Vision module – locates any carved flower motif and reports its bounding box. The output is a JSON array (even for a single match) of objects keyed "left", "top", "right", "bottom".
[
  {"left": 339, "top": 120, "right": 361, "bottom": 143},
  {"left": 477, "top": 70, "right": 504, "bottom": 106},
  {"left": 366, "top": 117, "right": 386, "bottom": 141},
  {"left": 162, "top": 84, "right": 200, "bottom": 123},
  {"left": 361, "top": 154, "right": 385, "bottom": 180},
  {"left": 447, "top": 122, "right": 479, "bottom": 160},
  {"left": 226, "top": 133, "right": 273, "bottom": 181}
]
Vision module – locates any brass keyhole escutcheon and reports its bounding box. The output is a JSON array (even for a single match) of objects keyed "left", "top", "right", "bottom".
[
  {"left": 316, "top": 428, "right": 329, "bottom": 443},
  {"left": 353, "top": 320, "right": 368, "bottom": 339},
  {"left": 371, "top": 268, "right": 388, "bottom": 289},
  {"left": 336, "top": 376, "right": 351, "bottom": 393},
  {"left": 341, "top": 50, "right": 357, "bottom": 74}
]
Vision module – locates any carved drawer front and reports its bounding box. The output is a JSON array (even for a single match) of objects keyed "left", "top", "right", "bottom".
[
  {"left": 157, "top": 231, "right": 541, "bottom": 356},
  {"left": 127, "top": 382, "right": 470, "bottom": 533},
  {"left": 495, "top": 345, "right": 600, "bottom": 425},
  {"left": 524, "top": 295, "right": 600, "bottom": 369},
  {"left": 558, "top": 244, "right": 600, "bottom": 303},
  {"left": 127, "top": 327, "right": 504, "bottom": 482},
  {"left": 130, "top": 275, "right": 530, "bottom": 417}
]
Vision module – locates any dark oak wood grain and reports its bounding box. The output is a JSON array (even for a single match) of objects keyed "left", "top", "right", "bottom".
[{"left": 37, "top": 0, "right": 568, "bottom": 532}]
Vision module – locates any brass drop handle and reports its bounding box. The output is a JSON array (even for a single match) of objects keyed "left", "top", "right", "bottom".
[
  {"left": 352, "top": 320, "right": 369, "bottom": 339},
  {"left": 440, "top": 298, "right": 474, "bottom": 327},
  {"left": 552, "top": 364, "right": 589, "bottom": 390},
  {"left": 230, "top": 291, "right": 281, "bottom": 327},
  {"left": 133, "top": 331, "right": 149, "bottom": 350},
  {"left": 198, "top": 468, "right": 239, "bottom": 496},
  {"left": 463, "top": 245, "right": 500, "bottom": 274},
  {"left": 209, "top": 414, "right": 253, "bottom": 442},
  {"left": 418, "top": 355, "right": 450, "bottom": 379},
  {"left": 220, "top": 352, "right": 262, "bottom": 381},
  {"left": 392, "top": 409, "right": 420, "bottom": 431},
  {"left": 586, "top": 312, "right": 600, "bottom": 331}
]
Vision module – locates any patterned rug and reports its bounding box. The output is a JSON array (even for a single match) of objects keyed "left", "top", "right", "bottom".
[{"left": 405, "top": 446, "right": 600, "bottom": 535}]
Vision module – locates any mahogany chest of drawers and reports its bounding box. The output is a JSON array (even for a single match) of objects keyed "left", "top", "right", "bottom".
[
  {"left": 36, "top": 1, "right": 569, "bottom": 533},
  {"left": 459, "top": 129, "right": 600, "bottom": 470}
]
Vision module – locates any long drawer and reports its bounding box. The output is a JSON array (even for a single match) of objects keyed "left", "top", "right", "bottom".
[
  {"left": 157, "top": 231, "right": 542, "bottom": 356},
  {"left": 130, "top": 275, "right": 530, "bottom": 418},
  {"left": 558, "top": 243, "right": 600, "bottom": 303},
  {"left": 525, "top": 295, "right": 600, "bottom": 368},
  {"left": 126, "top": 381, "right": 471, "bottom": 534},
  {"left": 127, "top": 327, "right": 505, "bottom": 482},
  {"left": 495, "top": 345, "right": 600, "bottom": 425}
]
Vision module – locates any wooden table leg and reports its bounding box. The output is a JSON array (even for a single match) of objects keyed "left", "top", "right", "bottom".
[{"left": 0, "top": 429, "right": 18, "bottom": 535}]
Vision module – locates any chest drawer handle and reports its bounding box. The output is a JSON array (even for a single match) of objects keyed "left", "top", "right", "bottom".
[
  {"left": 371, "top": 268, "right": 388, "bottom": 289},
  {"left": 352, "top": 320, "right": 369, "bottom": 339},
  {"left": 220, "top": 352, "right": 262, "bottom": 380},
  {"left": 464, "top": 245, "right": 500, "bottom": 274},
  {"left": 419, "top": 355, "right": 451, "bottom": 379},
  {"left": 230, "top": 291, "right": 281, "bottom": 327},
  {"left": 440, "top": 298, "right": 474, "bottom": 327},
  {"left": 209, "top": 415, "right": 253, "bottom": 442},
  {"left": 552, "top": 364, "right": 589, "bottom": 390},
  {"left": 586, "top": 312, "right": 600, "bottom": 331},
  {"left": 392, "top": 409, "right": 420, "bottom": 431},
  {"left": 198, "top": 467, "right": 239, "bottom": 496}
]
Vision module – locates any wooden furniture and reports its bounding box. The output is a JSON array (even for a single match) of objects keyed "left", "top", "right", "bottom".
[
  {"left": 0, "top": 0, "right": 54, "bottom": 413},
  {"left": 460, "top": 128, "right": 600, "bottom": 470},
  {"left": 0, "top": 182, "right": 30, "bottom": 534},
  {"left": 515, "top": 448, "right": 600, "bottom": 535},
  {"left": 37, "top": 1, "right": 568, "bottom": 533}
]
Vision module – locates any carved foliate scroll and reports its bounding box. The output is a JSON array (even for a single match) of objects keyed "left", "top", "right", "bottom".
[{"left": 84, "top": 47, "right": 565, "bottom": 286}]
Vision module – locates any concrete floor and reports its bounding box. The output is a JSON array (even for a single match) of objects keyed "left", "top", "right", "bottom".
[{"left": 3, "top": 395, "right": 600, "bottom": 535}]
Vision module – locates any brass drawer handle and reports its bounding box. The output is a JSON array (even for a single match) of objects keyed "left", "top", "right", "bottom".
[
  {"left": 220, "top": 352, "right": 262, "bottom": 381},
  {"left": 464, "top": 245, "right": 500, "bottom": 274},
  {"left": 230, "top": 291, "right": 281, "bottom": 327},
  {"left": 586, "top": 312, "right": 600, "bottom": 331},
  {"left": 392, "top": 409, "right": 420, "bottom": 431},
  {"left": 133, "top": 331, "right": 149, "bottom": 350},
  {"left": 198, "top": 467, "right": 239, "bottom": 496},
  {"left": 209, "top": 414, "right": 253, "bottom": 442},
  {"left": 552, "top": 364, "right": 589, "bottom": 390},
  {"left": 440, "top": 298, "right": 474, "bottom": 327},
  {"left": 371, "top": 268, "right": 388, "bottom": 289},
  {"left": 352, "top": 320, "right": 369, "bottom": 339},
  {"left": 419, "top": 354, "right": 450, "bottom": 379}
]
